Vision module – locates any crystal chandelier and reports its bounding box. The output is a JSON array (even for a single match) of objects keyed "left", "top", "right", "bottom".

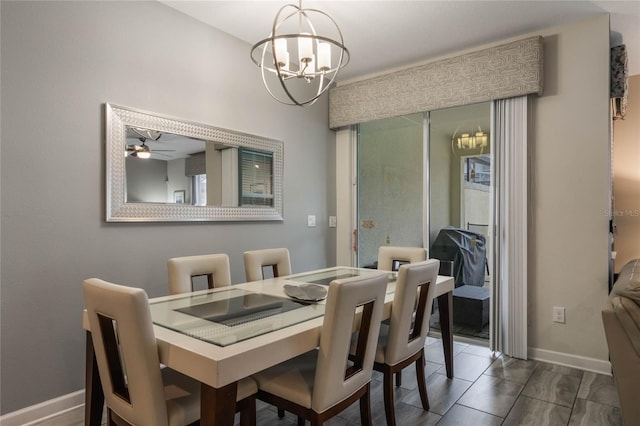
[{"left": 250, "top": 1, "right": 350, "bottom": 106}]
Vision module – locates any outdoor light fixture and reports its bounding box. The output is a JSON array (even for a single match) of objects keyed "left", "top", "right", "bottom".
[{"left": 250, "top": 0, "right": 350, "bottom": 106}]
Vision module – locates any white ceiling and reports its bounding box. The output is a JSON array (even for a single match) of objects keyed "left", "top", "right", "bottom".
[{"left": 161, "top": 0, "right": 640, "bottom": 81}]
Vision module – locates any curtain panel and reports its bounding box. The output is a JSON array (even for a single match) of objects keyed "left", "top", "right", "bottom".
[
  {"left": 491, "top": 96, "right": 529, "bottom": 359},
  {"left": 329, "top": 36, "right": 543, "bottom": 129}
]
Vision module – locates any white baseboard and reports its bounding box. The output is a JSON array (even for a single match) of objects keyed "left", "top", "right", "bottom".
[
  {"left": 528, "top": 346, "right": 612, "bottom": 375},
  {"left": 0, "top": 390, "right": 84, "bottom": 426}
]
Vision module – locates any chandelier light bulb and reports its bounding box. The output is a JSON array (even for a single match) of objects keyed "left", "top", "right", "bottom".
[
  {"left": 298, "top": 33, "right": 313, "bottom": 63},
  {"left": 274, "top": 38, "right": 289, "bottom": 69},
  {"left": 318, "top": 42, "right": 331, "bottom": 72}
]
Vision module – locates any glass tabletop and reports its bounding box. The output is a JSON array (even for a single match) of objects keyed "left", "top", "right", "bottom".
[
  {"left": 150, "top": 288, "right": 325, "bottom": 347},
  {"left": 285, "top": 267, "right": 398, "bottom": 293}
]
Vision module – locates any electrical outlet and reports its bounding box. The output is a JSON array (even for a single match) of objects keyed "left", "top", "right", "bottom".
[
  {"left": 329, "top": 216, "right": 337, "bottom": 227},
  {"left": 552, "top": 306, "right": 565, "bottom": 323},
  {"left": 307, "top": 215, "right": 316, "bottom": 227}
]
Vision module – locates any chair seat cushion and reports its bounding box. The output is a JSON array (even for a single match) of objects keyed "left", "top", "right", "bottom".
[
  {"left": 162, "top": 368, "right": 257, "bottom": 426},
  {"left": 237, "top": 377, "right": 259, "bottom": 401},
  {"left": 162, "top": 367, "right": 202, "bottom": 426},
  {"left": 349, "top": 324, "right": 389, "bottom": 364},
  {"left": 253, "top": 349, "right": 318, "bottom": 408},
  {"left": 372, "top": 324, "right": 423, "bottom": 366}
]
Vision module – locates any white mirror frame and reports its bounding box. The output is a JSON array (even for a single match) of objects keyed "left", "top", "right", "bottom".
[{"left": 105, "top": 103, "right": 284, "bottom": 222}]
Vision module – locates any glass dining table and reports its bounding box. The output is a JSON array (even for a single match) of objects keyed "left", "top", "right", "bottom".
[{"left": 83, "top": 266, "right": 454, "bottom": 426}]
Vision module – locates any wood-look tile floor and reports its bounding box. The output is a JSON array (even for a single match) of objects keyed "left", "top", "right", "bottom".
[{"left": 35, "top": 337, "right": 622, "bottom": 426}]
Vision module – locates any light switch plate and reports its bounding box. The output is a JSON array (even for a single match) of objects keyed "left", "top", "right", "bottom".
[
  {"left": 329, "top": 216, "right": 337, "bottom": 227},
  {"left": 307, "top": 215, "right": 316, "bottom": 227}
]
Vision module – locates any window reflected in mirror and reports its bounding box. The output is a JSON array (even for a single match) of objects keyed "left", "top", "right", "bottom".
[{"left": 239, "top": 148, "right": 273, "bottom": 207}]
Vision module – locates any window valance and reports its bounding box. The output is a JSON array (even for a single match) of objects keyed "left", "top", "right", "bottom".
[
  {"left": 185, "top": 152, "right": 206, "bottom": 177},
  {"left": 328, "top": 36, "right": 543, "bottom": 129}
]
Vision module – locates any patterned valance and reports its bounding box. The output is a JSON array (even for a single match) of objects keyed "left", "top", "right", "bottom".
[{"left": 329, "top": 36, "right": 544, "bottom": 129}]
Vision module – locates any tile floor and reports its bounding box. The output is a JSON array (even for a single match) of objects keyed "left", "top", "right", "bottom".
[{"left": 33, "top": 337, "right": 622, "bottom": 426}]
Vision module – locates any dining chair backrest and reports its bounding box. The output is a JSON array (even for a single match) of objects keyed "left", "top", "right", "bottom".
[
  {"left": 167, "top": 253, "right": 232, "bottom": 295},
  {"left": 83, "top": 278, "right": 170, "bottom": 426},
  {"left": 243, "top": 248, "right": 291, "bottom": 282},
  {"left": 377, "top": 246, "right": 427, "bottom": 272},
  {"left": 385, "top": 259, "right": 440, "bottom": 365},
  {"left": 312, "top": 273, "right": 387, "bottom": 413}
]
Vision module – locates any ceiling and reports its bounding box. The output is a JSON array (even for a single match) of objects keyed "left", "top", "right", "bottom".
[
  {"left": 161, "top": 0, "right": 640, "bottom": 82},
  {"left": 126, "top": 127, "right": 205, "bottom": 160}
]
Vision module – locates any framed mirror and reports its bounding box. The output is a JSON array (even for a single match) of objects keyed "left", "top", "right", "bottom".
[{"left": 106, "top": 103, "right": 284, "bottom": 222}]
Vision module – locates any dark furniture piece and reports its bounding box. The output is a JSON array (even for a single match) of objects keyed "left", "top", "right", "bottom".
[
  {"left": 431, "top": 226, "right": 487, "bottom": 288},
  {"left": 452, "top": 285, "right": 490, "bottom": 330}
]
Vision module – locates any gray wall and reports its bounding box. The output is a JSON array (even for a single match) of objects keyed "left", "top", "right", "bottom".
[
  {"left": 0, "top": 1, "right": 335, "bottom": 413},
  {"left": 125, "top": 157, "right": 168, "bottom": 203}
]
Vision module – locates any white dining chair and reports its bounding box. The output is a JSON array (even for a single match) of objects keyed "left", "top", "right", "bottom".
[
  {"left": 167, "top": 253, "right": 232, "bottom": 295},
  {"left": 377, "top": 246, "right": 427, "bottom": 272},
  {"left": 376, "top": 245, "right": 429, "bottom": 384},
  {"left": 252, "top": 273, "right": 388, "bottom": 426},
  {"left": 367, "top": 259, "right": 440, "bottom": 426},
  {"left": 83, "top": 278, "right": 257, "bottom": 426},
  {"left": 243, "top": 248, "right": 291, "bottom": 282}
]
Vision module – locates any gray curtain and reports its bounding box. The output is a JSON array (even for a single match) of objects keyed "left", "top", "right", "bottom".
[{"left": 491, "top": 96, "right": 529, "bottom": 359}]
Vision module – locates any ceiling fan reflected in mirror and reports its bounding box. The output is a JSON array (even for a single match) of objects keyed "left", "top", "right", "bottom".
[
  {"left": 125, "top": 127, "right": 175, "bottom": 159},
  {"left": 131, "top": 127, "right": 161, "bottom": 141},
  {"left": 125, "top": 141, "right": 152, "bottom": 158}
]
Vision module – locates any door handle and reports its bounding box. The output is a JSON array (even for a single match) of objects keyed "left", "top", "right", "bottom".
[{"left": 352, "top": 229, "right": 358, "bottom": 253}]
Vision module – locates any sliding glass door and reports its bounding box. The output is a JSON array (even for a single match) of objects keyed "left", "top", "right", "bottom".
[{"left": 355, "top": 102, "right": 493, "bottom": 342}]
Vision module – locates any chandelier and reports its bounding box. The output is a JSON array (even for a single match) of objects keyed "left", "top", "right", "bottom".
[
  {"left": 250, "top": 1, "right": 350, "bottom": 106},
  {"left": 453, "top": 127, "right": 489, "bottom": 151}
]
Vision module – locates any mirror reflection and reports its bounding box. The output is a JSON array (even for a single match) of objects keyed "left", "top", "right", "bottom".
[
  {"left": 106, "top": 103, "right": 283, "bottom": 222},
  {"left": 124, "top": 127, "right": 274, "bottom": 208}
]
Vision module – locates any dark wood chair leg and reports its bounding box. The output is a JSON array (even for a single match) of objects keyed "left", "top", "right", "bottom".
[
  {"left": 383, "top": 368, "right": 396, "bottom": 426},
  {"left": 85, "top": 331, "right": 105, "bottom": 426},
  {"left": 278, "top": 408, "right": 285, "bottom": 418},
  {"left": 415, "top": 351, "right": 430, "bottom": 411},
  {"left": 359, "top": 386, "right": 372, "bottom": 426},
  {"left": 297, "top": 415, "right": 305, "bottom": 426}
]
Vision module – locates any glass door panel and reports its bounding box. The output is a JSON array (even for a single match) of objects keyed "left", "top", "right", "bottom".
[
  {"left": 356, "top": 113, "right": 424, "bottom": 268},
  {"left": 428, "top": 102, "right": 492, "bottom": 341}
]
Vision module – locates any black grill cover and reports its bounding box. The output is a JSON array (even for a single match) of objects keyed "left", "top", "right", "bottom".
[{"left": 431, "top": 226, "right": 486, "bottom": 287}]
